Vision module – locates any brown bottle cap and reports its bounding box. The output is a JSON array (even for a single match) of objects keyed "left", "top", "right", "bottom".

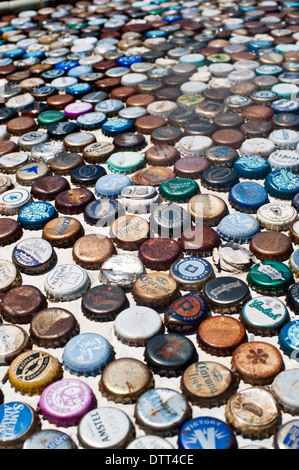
[
  {"left": 49, "top": 153, "right": 84, "bottom": 175},
  {"left": 19, "top": 78, "right": 45, "bottom": 91},
  {"left": 83, "top": 142, "right": 115, "bottom": 163},
  {"left": 55, "top": 188, "right": 95, "bottom": 215},
  {"left": 213, "top": 113, "right": 244, "bottom": 129},
  {"left": 242, "top": 105, "right": 274, "bottom": 121},
  {"left": 196, "top": 101, "right": 225, "bottom": 120},
  {"left": 0, "top": 141, "right": 18, "bottom": 156},
  {"left": 0, "top": 175, "right": 13, "bottom": 194},
  {"left": 47, "top": 94, "right": 74, "bottom": 110},
  {"left": 231, "top": 341, "right": 284, "bottom": 385},
  {"left": 29, "top": 308, "right": 79, "bottom": 348},
  {"left": 203, "top": 87, "right": 231, "bottom": 102},
  {"left": 178, "top": 225, "right": 221, "bottom": 257},
  {"left": 0, "top": 324, "right": 31, "bottom": 365},
  {"left": 138, "top": 238, "right": 182, "bottom": 271},
  {"left": 7, "top": 71, "right": 31, "bottom": 82},
  {"left": 110, "top": 86, "right": 137, "bottom": 101},
  {"left": 145, "top": 144, "right": 180, "bottom": 167},
  {"left": 150, "top": 126, "right": 183, "bottom": 145},
  {"left": 231, "top": 52, "right": 256, "bottom": 61},
  {"left": 132, "top": 272, "right": 180, "bottom": 307},
  {"left": 7, "top": 117, "right": 37, "bottom": 136},
  {"left": 241, "top": 120, "right": 273, "bottom": 137},
  {"left": 126, "top": 94, "right": 155, "bottom": 108},
  {"left": 72, "top": 234, "right": 115, "bottom": 269},
  {"left": 99, "top": 358, "right": 154, "bottom": 404},
  {"left": 29, "top": 63, "right": 52, "bottom": 76},
  {"left": 181, "top": 361, "right": 239, "bottom": 408},
  {"left": 93, "top": 60, "right": 117, "bottom": 73},
  {"left": 188, "top": 194, "right": 228, "bottom": 226},
  {"left": 131, "top": 166, "right": 175, "bottom": 186},
  {"left": 95, "top": 77, "right": 121, "bottom": 92},
  {"left": 174, "top": 157, "right": 210, "bottom": 179},
  {"left": 230, "top": 82, "right": 258, "bottom": 96},
  {"left": 0, "top": 64, "right": 17, "bottom": 77},
  {"left": 0, "top": 218, "right": 22, "bottom": 246},
  {"left": 1, "top": 285, "right": 47, "bottom": 324},
  {"left": 249, "top": 231, "right": 293, "bottom": 262},
  {"left": 31, "top": 175, "right": 70, "bottom": 201},
  {"left": 110, "top": 215, "right": 149, "bottom": 250},
  {"left": 43, "top": 216, "right": 84, "bottom": 248},
  {"left": 197, "top": 316, "right": 247, "bottom": 356},
  {"left": 64, "top": 132, "right": 96, "bottom": 152},
  {"left": 211, "top": 129, "right": 245, "bottom": 148}
]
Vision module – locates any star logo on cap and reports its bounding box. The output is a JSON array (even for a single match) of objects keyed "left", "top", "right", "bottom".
[{"left": 157, "top": 336, "right": 186, "bottom": 360}]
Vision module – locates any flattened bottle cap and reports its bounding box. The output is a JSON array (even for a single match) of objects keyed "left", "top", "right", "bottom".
[
  {"left": 232, "top": 341, "right": 284, "bottom": 385},
  {"left": 274, "top": 420, "right": 299, "bottom": 450},
  {"left": 9, "top": 350, "right": 62, "bottom": 396},
  {"left": 272, "top": 370, "right": 299, "bottom": 415},
  {"left": 188, "top": 194, "right": 228, "bottom": 227},
  {"left": 178, "top": 416, "right": 237, "bottom": 450},
  {"left": 95, "top": 174, "right": 131, "bottom": 199},
  {"left": 240, "top": 138, "right": 276, "bottom": 157},
  {"left": 99, "top": 254, "right": 145, "bottom": 289},
  {"left": 0, "top": 403, "right": 38, "bottom": 449},
  {"left": 114, "top": 306, "right": 163, "bottom": 347},
  {"left": 0, "top": 325, "right": 30, "bottom": 365},
  {"left": 278, "top": 320, "right": 299, "bottom": 358},
  {"left": 247, "top": 260, "right": 294, "bottom": 295},
  {"left": 132, "top": 272, "right": 180, "bottom": 308},
  {"left": 178, "top": 225, "right": 221, "bottom": 258},
  {"left": 170, "top": 257, "right": 214, "bottom": 291},
  {"left": 201, "top": 167, "right": 239, "bottom": 192},
  {"left": 204, "top": 276, "right": 251, "bottom": 314},
  {"left": 82, "top": 285, "right": 128, "bottom": 322},
  {"left": 225, "top": 387, "right": 281, "bottom": 439},
  {"left": 62, "top": 333, "right": 115, "bottom": 377},
  {"left": 23, "top": 430, "right": 77, "bottom": 449},
  {"left": 31, "top": 175, "right": 70, "bottom": 201},
  {"left": 138, "top": 238, "right": 182, "bottom": 271},
  {"left": 73, "top": 234, "right": 115, "bottom": 270},
  {"left": 134, "top": 388, "right": 191, "bottom": 437},
  {"left": 30, "top": 308, "right": 79, "bottom": 348},
  {"left": 159, "top": 178, "right": 200, "bottom": 203},
  {"left": 38, "top": 379, "right": 96, "bottom": 428},
  {"left": 1, "top": 285, "right": 46, "bottom": 324},
  {"left": 127, "top": 435, "right": 174, "bottom": 450},
  {"left": 55, "top": 188, "right": 95, "bottom": 215},
  {"left": 12, "top": 238, "right": 55, "bottom": 275},
  {"left": 83, "top": 142, "right": 115, "bottom": 163},
  {"left": 0, "top": 218, "right": 22, "bottom": 246},
  {"left": 217, "top": 213, "right": 260, "bottom": 244},
  {"left": 78, "top": 407, "right": 134, "bottom": 449},
  {"left": 269, "top": 129, "right": 299, "bottom": 149},
  {"left": 197, "top": 316, "right": 247, "bottom": 356},
  {"left": 241, "top": 296, "right": 289, "bottom": 336},
  {"left": 107, "top": 151, "right": 145, "bottom": 174},
  {"left": 229, "top": 181, "right": 268, "bottom": 213},
  {"left": 265, "top": 169, "right": 299, "bottom": 199},
  {"left": 99, "top": 358, "right": 154, "bottom": 404},
  {"left": 250, "top": 231, "right": 293, "bottom": 262},
  {"left": 17, "top": 201, "right": 57, "bottom": 230},
  {"left": 164, "top": 292, "right": 208, "bottom": 334},
  {"left": 42, "top": 217, "right": 84, "bottom": 248},
  {"left": 234, "top": 155, "right": 271, "bottom": 180},
  {"left": 44, "top": 264, "right": 90, "bottom": 302},
  {"left": 257, "top": 202, "right": 297, "bottom": 231}
]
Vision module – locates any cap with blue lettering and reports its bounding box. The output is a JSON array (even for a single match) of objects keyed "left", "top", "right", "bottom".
[
  {"left": 62, "top": 333, "right": 115, "bottom": 376},
  {"left": 271, "top": 99, "right": 299, "bottom": 114},
  {"left": 274, "top": 420, "right": 299, "bottom": 450},
  {"left": 229, "top": 181, "right": 269, "bottom": 213},
  {"left": 65, "top": 82, "right": 92, "bottom": 97},
  {"left": 278, "top": 320, "right": 299, "bottom": 358},
  {"left": 217, "top": 213, "right": 260, "bottom": 243},
  {"left": 23, "top": 430, "right": 77, "bottom": 449},
  {"left": 178, "top": 417, "right": 237, "bottom": 449},
  {"left": 265, "top": 169, "right": 299, "bottom": 199},
  {"left": 76, "top": 112, "right": 107, "bottom": 131},
  {"left": 55, "top": 60, "right": 79, "bottom": 71},
  {"left": 95, "top": 174, "right": 132, "bottom": 198},
  {"left": 41, "top": 69, "right": 65, "bottom": 81},
  {"left": 0, "top": 402, "right": 38, "bottom": 448},
  {"left": 67, "top": 65, "right": 93, "bottom": 77},
  {"left": 102, "top": 118, "right": 134, "bottom": 137},
  {"left": 247, "top": 40, "right": 273, "bottom": 51},
  {"left": 17, "top": 202, "right": 58, "bottom": 230},
  {"left": 234, "top": 155, "right": 271, "bottom": 180},
  {"left": 169, "top": 257, "right": 214, "bottom": 291}
]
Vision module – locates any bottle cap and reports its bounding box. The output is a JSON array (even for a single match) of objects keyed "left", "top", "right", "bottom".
[
  {"left": 0, "top": 141, "right": 18, "bottom": 157},
  {"left": 205, "top": 146, "right": 238, "bottom": 167},
  {"left": 174, "top": 157, "right": 210, "bottom": 180},
  {"left": 99, "top": 254, "right": 145, "bottom": 289},
  {"left": 241, "top": 120, "right": 274, "bottom": 138},
  {"left": 211, "top": 129, "right": 245, "bottom": 149},
  {"left": 269, "top": 150, "right": 299, "bottom": 172},
  {"left": 134, "top": 388, "right": 191, "bottom": 437},
  {"left": 197, "top": 316, "right": 247, "bottom": 356},
  {"left": 114, "top": 306, "right": 163, "bottom": 347},
  {"left": 83, "top": 198, "right": 120, "bottom": 227},
  {"left": 285, "top": 283, "right": 299, "bottom": 315},
  {"left": 17, "top": 201, "right": 57, "bottom": 231},
  {"left": 0, "top": 218, "right": 22, "bottom": 247},
  {"left": 144, "top": 333, "right": 198, "bottom": 378},
  {"left": 178, "top": 416, "right": 237, "bottom": 450},
  {"left": 233, "top": 155, "right": 271, "bottom": 180},
  {"left": 71, "top": 165, "right": 106, "bottom": 188},
  {"left": 265, "top": 169, "right": 299, "bottom": 199},
  {"left": 272, "top": 370, "right": 299, "bottom": 415},
  {"left": 23, "top": 430, "right": 77, "bottom": 449},
  {"left": 178, "top": 225, "right": 221, "bottom": 258},
  {"left": 113, "top": 133, "right": 146, "bottom": 152},
  {"left": 7, "top": 117, "right": 37, "bottom": 136},
  {"left": 241, "top": 296, "right": 289, "bottom": 336},
  {"left": 150, "top": 202, "right": 190, "bottom": 238},
  {"left": 55, "top": 188, "right": 95, "bottom": 215},
  {"left": 272, "top": 113, "right": 299, "bottom": 129},
  {"left": 107, "top": 151, "right": 145, "bottom": 174},
  {"left": 62, "top": 333, "right": 115, "bottom": 377},
  {"left": 47, "top": 93, "right": 74, "bottom": 110},
  {"left": 225, "top": 387, "right": 281, "bottom": 439},
  {"left": 110, "top": 215, "right": 149, "bottom": 250},
  {"left": 42, "top": 217, "right": 84, "bottom": 248},
  {"left": 132, "top": 272, "right": 180, "bottom": 308},
  {"left": 177, "top": 136, "right": 213, "bottom": 157},
  {"left": 30, "top": 308, "right": 79, "bottom": 348},
  {"left": 164, "top": 291, "right": 208, "bottom": 334},
  {"left": 170, "top": 257, "right": 214, "bottom": 292},
  {"left": 1, "top": 285, "right": 46, "bottom": 324},
  {"left": 9, "top": 350, "right": 62, "bottom": 396},
  {"left": 138, "top": 238, "right": 182, "bottom": 271},
  {"left": 0, "top": 403, "right": 38, "bottom": 449},
  {"left": 64, "top": 102, "right": 94, "bottom": 120},
  {"left": 16, "top": 162, "right": 50, "bottom": 186},
  {"left": 72, "top": 234, "right": 115, "bottom": 270},
  {"left": 203, "top": 276, "right": 251, "bottom": 314},
  {"left": 271, "top": 99, "right": 299, "bottom": 114},
  {"left": 145, "top": 145, "right": 180, "bottom": 168},
  {"left": 95, "top": 174, "right": 132, "bottom": 199},
  {"left": 201, "top": 167, "right": 239, "bottom": 192},
  {"left": 229, "top": 182, "right": 268, "bottom": 213},
  {"left": 12, "top": 238, "right": 55, "bottom": 275},
  {"left": 38, "top": 379, "right": 96, "bottom": 428},
  {"left": 127, "top": 436, "right": 174, "bottom": 450},
  {"left": 242, "top": 105, "right": 274, "bottom": 122},
  {"left": 31, "top": 176, "right": 70, "bottom": 201},
  {"left": 159, "top": 178, "right": 200, "bottom": 203},
  {"left": 217, "top": 213, "right": 261, "bottom": 244},
  {"left": 247, "top": 260, "right": 294, "bottom": 295},
  {"left": 37, "top": 110, "right": 66, "bottom": 128},
  {"left": 250, "top": 231, "right": 293, "bottom": 261},
  {"left": 0, "top": 324, "right": 30, "bottom": 365},
  {"left": 99, "top": 358, "right": 154, "bottom": 404},
  {"left": 278, "top": 320, "right": 299, "bottom": 358},
  {"left": 64, "top": 132, "right": 96, "bottom": 152},
  {"left": 269, "top": 129, "right": 299, "bottom": 149},
  {"left": 240, "top": 138, "right": 276, "bottom": 157},
  {"left": 82, "top": 285, "right": 128, "bottom": 322},
  {"left": 213, "top": 113, "right": 244, "bottom": 130},
  {"left": 274, "top": 421, "right": 299, "bottom": 450},
  {"left": 83, "top": 142, "right": 115, "bottom": 163},
  {"left": 44, "top": 264, "right": 90, "bottom": 302},
  {"left": 132, "top": 166, "right": 175, "bottom": 186},
  {"left": 78, "top": 408, "right": 134, "bottom": 449},
  {"left": 46, "top": 123, "right": 80, "bottom": 143},
  {"left": 257, "top": 202, "right": 297, "bottom": 231}
]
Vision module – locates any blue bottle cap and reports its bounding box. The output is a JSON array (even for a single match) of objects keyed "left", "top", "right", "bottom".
[
  {"left": 265, "top": 169, "right": 299, "bottom": 200},
  {"left": 271, "top": 99, "right": 299, "bottom": 114},
  {"left": 247, "top": 40, "right": 273, "bottom": 52},
  {"left": 0, "top": 402, "right": 37, "bottom": 448},
  {"left": 65, "top": 82, "right": 92, "bottom": 97},
  {"left": 178, "top": 417, "right": 237, "bottom": 449},
  {"left": 101, "top": 118, "right": 134, "bottom": 137},
  {"left": 41, "top": 69, "right": 65, "bottom": 81},
  {"left": 217, "top": 213, "right": 260, "bottom": 243},
  {"left": 62, "top": 333, "right": 115, "bottom": 376},
  {"left": 3, "top": 48, "right": 25, "bottom": 59},
  {"left": 0, "top": 58, "right": 12, "bottom": 66},
  {"left": 229, "top": 181, "right": 269, "bottom": 212},
  {"left": 23, "top": 50, "right": 45, "bottom": 60},
  {"left": 84, "top": 198, "right": 121, "bottom": 226},
  {"left": 278, "top": 320, "right": 299, "bottom": 358},
  {"left": 54, "top": 60, "right": 79, "bottom": 71},
  {"left": 169, "top": 257, "right": 214, "bottom": 291},
  {"left": 95, "top": 99, "right": 124, "bottom": 115},
  {"left": 117, "top": 56, "right": 143, "bottom": 67},
  {"left": 76, "top": 112, "right": 107, "bottom": 130},
  {"left": 67, "top": 65, "right": 93, "bottom": 77},
  {"left": 163, "top": 15, "right": 183, "bottom": 22},
  {"left": 234, "top": 155, "right": 271, "bottom": 179},
  {"left": 95, "top": 174, "right": 132, "bottom": 198},
  {"left": 17, "top": 202, "right": 58, "bottom": 230},
  {"left": 145, "top": 30, "right": 167, "bottom": 38},
  {"left": 255, "top": 65, "right": 283, "bottom": 76}
]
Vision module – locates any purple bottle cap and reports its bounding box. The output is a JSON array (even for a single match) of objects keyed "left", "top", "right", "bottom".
[
  {"left": 64, "top": 102, "right": 94, "bottom": 119},
  {"left": 38, "top": 378, "right": 96, "bottom": 427}
]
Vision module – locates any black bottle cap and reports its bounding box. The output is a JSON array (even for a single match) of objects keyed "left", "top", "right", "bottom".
[
  {"left": 201, "top": 167, "right": 240, "bottom": 191},
  {"left": 81, "top": 285, "right": 129, "bottom": 321},
  {"left": 71, "top": 165, "right": 106, "bottom": 187},
  {"left": 48, "top": 122, "right": 80, "bottom": 140}
]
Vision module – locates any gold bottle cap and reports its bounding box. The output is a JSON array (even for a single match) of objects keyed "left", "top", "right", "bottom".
[
  {"left": 72, "top": 234, "right": 115, "bottom": 269},
  {"left": 83, "top": 142, "right": 115, "bottom": 163},
  {"left": 42, "top": 216, "right": 84, "bottom": 248},
  {"left": 110, "top": 215, "right": 149, "bottom": 250},
  {"left": 132, "top": 272, "right": 180, "bottom": 307}
]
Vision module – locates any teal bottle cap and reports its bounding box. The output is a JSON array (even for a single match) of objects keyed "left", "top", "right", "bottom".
[
  {"left": 159, "top": 178, "right": 200, "bottom": 203},
  {"left": 265, "top": 169, "right": 299, "bottom": 200},
  {"left": 17, "top": 202, "right": 58, "bottom": 230},
  {"left": 179, "top": 53, "right": 205, "bottom": 67},
  {"left": 107, "top": 151, "right": 145, "bottom": 174},
  {"left": 272, "top": 83, "right": 298, "bottom": 99},
  {"left": 247, "top": 260, "right": 294, "bottom": 295},
  {"left": 37, "top": 110, "right": 66, "bottom": 128},
  {"left": 278, "top": 320, "right": 299, "bottom": 358}
]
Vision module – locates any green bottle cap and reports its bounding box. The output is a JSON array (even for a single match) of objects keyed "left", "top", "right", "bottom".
[
  {"left": 247, "top": 260, "right": 294, "bottom": 295},
  {"left": 179, "top": 54, "right": 205, "bottom": 68},
  {"left": 159, "top": 178, "right": 200, "bottom": 203},
  {"left": 37, "top": 111, "right": 66, "bottom": 128},
  {"left": 106, "top": 151, "right": 145, "bottom": 174},
  {"left": 271, "top": 83, "right": 298, "bottom": 99},
  {"left": 176, "top": 94, "right": 205, "bottom": 110},
  {"left": 206, "top": 53, "right": 231, "bottom": 64}
]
